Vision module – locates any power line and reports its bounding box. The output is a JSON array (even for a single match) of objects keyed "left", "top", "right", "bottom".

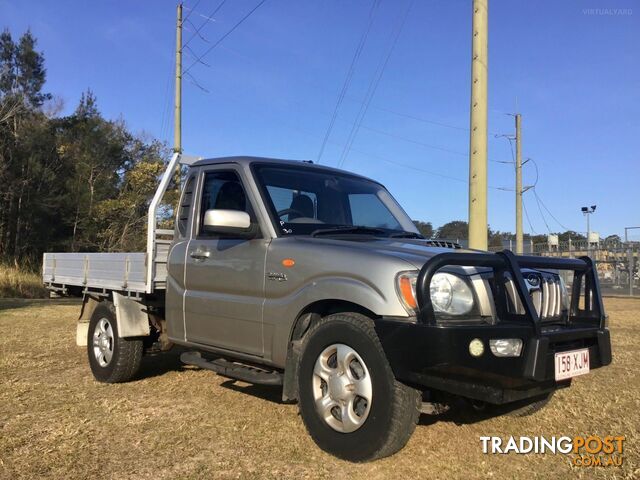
[
  {"left": 182, "top": 0, "right": 202, "bottom": 23},
  {"left": 522, "top": 198, "right": 536, "bottom": 234},
  {"left": 375, "top": 104, "right": 502, "bottom": 137},
  {"left": 526, "top": 157, "right": 570, "bottom": 231},
  {"left": 184, "top": 19, "right": 210, "bottom": 43},
  {"left": 533, "top": 187, "right": 552, "bottom": 233},
  {"left": 373, "top": 105, "right": 469, "bottom": 132},
  {"left": 360, "top": 124, "right": 508, "bottom": 163},
  {"left": 184, "top": 44, "right": 211, "bottom": 67},
  {"left": 159, "top": 52, "right": 175, "bottom": 143},
  {"left": 184, "top": 71, "right": 210, "bottom": 93},
  {"left": 533, "top": 188, "right": 570, "bottom": 231},
  {"left": 276, "top": 113, "right": 515, "bottom": 191},
  {"left": 338, "top": 0, "right": 413, "bottom": 168},
  {"left": 183, "top": 0, "right": 227, "bottom": 50},
  {"left": 527, "top": 156, "right": 539, "bottom": 188},
  {"left": 317, "top": 0, "right": 380, "bottom": 163},
  {"left": 287, "top": 96, "right": 513, "bottom": 165},
  {"left": 183, "top": 0, "right": 268, "bottom": 76},
  {"left": 350, "top": 149, "right": 512, "bottom": 190},
  {"left": 187, "top": 38, "right": 512, "bottom": 144}
]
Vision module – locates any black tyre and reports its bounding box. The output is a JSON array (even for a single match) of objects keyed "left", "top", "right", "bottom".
[
  {"left": 297, "top": 312, "right": 420, "bottom": 462},
  {"left": 87, "top": 302, "right": 143, "bottom": 383}
]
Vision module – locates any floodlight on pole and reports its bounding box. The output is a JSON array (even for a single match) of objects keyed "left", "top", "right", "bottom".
[{"left": 581, "top": 205, "right": 596, "bottom": 253}]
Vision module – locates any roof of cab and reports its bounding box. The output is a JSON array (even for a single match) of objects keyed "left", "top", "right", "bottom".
[{"left": 190, "top": 156, "right": 376, "bottom": 182}]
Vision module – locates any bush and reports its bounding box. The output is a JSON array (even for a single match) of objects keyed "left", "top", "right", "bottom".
[{"left": 0, "top": 264, "right": 47, "bottom": 298}]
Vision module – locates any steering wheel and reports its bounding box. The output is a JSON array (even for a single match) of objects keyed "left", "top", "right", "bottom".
[{"left": 277, "top": 208, "right": 306, "bottom": 219}]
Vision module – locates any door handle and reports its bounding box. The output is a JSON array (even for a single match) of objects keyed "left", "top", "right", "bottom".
[{"left": 189, "top": 250, "right": 211, "bottom": 260}]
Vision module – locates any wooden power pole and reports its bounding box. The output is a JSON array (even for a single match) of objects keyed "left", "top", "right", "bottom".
[
  {"left": 468, "top": 0, "right": 489, "bottom": 250},
  {"left": 174, "top": 3, "right": 182, "bottom": 154},
  {"left": 515, "top": 113, "right": 523, "bottom": 253}
]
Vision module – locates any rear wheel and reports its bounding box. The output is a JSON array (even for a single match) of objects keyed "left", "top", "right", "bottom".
[
  {"left": 87, "top": 302, "right": 143, "bottom": 383},
  {"left": 297, "top": 312, "right": 420, "bottom": 462}
]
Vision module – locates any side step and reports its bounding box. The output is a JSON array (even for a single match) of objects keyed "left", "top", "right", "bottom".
[{"left": 180, "top": 351, "right": 283, "bottom": 386}]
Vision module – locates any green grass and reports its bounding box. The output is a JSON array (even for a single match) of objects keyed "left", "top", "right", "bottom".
[{"left": 0, "top": 264, "right": 47, "bottom": 298}]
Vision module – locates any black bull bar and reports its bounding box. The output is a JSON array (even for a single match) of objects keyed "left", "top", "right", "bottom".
[{"left": 416, "top": 249, "right": 605, "bottom": 333}]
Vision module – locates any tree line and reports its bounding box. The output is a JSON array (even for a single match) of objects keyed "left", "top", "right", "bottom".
[
  {"left": 0, "top": 29, "right": 171, "bottom": 266},
  {"left": 412, "top": 220, "right": 617, "bottom": 248}
]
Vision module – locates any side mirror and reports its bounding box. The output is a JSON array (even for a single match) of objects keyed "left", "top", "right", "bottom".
[{"left": 202, "top": 209, "right": 256, "bottom": 237}]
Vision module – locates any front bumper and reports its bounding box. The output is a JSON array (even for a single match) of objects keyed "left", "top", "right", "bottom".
[
  {"left": 375, "top": 319, "right": 612, "bottom": 404},
  {"left": 376, "top": 250, "right": 612, "bottom": 404}
]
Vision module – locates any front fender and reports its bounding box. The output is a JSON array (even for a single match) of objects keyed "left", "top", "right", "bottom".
[{"left": 264, "top": 274, "right": 408, "bottom": 366}]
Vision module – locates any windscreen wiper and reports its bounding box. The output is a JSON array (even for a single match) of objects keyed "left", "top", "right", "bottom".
[
  {"left": 389, "top": 231, "right": 425, "bottom": 239},
  {"left": 310, "top": 226, "right": 388, "bottom": 237}
]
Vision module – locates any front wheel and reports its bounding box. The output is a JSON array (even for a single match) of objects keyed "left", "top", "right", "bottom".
[
  {"left": 297, "top": 313, "right": 421, "bottom": 462},
  {"left": 87, "top": 302, "right": 143, "bottom": 383}
]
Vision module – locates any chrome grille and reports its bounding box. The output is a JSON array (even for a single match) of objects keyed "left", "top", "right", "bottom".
[{"left": 503, "top": 271, "right": 566, "bottom": 322}]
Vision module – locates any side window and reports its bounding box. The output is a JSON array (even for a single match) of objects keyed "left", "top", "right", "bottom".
[
  {"left": 178, "top": 175, "right": 196, "bottom": 237},
  {"left": 348, "top": 193, "right": 401, "bottom": 229},
  {"left": 198, "top": 170, "right": 253, "bottom": 237}
]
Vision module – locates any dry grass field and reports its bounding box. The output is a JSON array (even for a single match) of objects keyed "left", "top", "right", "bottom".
[
  {"left": 0, "top": 297, "right": 638, "bottom": 479},
  {"left": 0, "top": 265, "right": 46, "bottom": 299}
]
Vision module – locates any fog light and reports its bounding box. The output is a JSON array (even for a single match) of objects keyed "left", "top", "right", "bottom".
[
  {"left": 489, "top": 339, "right": 523, "bottom": 357},
  {"left": 469, "top": 338, "right": 484, "bottom": 357}
]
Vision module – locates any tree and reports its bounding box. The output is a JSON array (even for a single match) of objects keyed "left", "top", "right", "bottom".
[
  {"left": 436, "top": 220, "right": 468, "bottom": 240},
  {"left": 604, "top": 234, "right": 621, "bottom": 245},
  {"left": 55, "top": 90, "right": 133, "bottom": 251},
  {"left": 558, "top": 230, "right": 586, "bottom": 242},
  {"left": 488, "top": 229, "right": 508, "bottom": 248},
  {"left": 0, "top": 29, "right": 55, "bottom": 262},
  {"left": 93, "top": 141, "right": 167, "bottom": 251},
  {"left": 413, "top": 220, "right": 433, "bottom": 238},
  {"left": 0, "top": 29, "right": 170, "bottom": 263},
  {"left": 14, "top": 30, "right": 51, "bottom": 107}
]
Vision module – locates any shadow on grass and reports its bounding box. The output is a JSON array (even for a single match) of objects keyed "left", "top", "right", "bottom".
[
  {"left": 133, "top": 349, "right": 510, "bottom": 420},
  {"left": 418, "top": 405, "right": 501, "bottom": 427},
  {"left": 219, "top": 379, "right": 286, "bottom": 404},
  {"left": 136, "top": 347, "right": 188, "bottom": 380},
  {"left": 418, "top": 394, "right": 542, "bottom": 426},
  {"left": 134, "top": 349, "right": 287, "bottom": 404}
]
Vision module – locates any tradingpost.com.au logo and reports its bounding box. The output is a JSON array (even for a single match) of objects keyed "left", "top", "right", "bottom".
[{"left": 480, "top": 435, "right": 625, "bottom": 467}]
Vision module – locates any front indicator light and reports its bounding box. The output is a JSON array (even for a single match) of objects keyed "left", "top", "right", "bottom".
[
  {"left": 396, "top": 272, "right": 418, "bottom": 313},
  {"left": 489, "top": 339, "right": 523, "bottom": 357}
]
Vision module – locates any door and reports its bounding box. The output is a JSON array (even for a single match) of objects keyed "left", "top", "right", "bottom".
[
  {"left": 166, "top": 173, "right": 197, "bottom": 342},
  {"left": 184, "top": 166, "right": 266, "bottom": 356}
]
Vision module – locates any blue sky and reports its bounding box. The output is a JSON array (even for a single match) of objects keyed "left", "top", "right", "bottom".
[{"left": 3, "top": 0, "right": 639, "bottom": 238}]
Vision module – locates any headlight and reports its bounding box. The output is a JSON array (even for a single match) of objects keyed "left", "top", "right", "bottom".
[
  {"left": 395, "top": 271, "right": 475, "bottom": 316},
  {"left": 429, "top": 272, "right": 475, "bottom": 315}
]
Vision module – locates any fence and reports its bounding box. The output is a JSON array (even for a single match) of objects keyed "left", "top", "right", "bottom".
[{"left": 485, "top": 240, "right": 640, "bottom": 297}]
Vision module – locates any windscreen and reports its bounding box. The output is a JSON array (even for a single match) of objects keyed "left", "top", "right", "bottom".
[{"left": 254, "top": 165, "right": 418, "bottom": 236}]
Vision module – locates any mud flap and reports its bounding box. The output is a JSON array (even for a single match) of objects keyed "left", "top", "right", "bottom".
[{"left": 112, "top": 292, "right": 150, "bottom": 338}]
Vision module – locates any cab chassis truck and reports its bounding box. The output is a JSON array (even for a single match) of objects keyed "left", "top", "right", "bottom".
[{"left": 43, "top": 153, "right": 612, "bottom": 462}]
